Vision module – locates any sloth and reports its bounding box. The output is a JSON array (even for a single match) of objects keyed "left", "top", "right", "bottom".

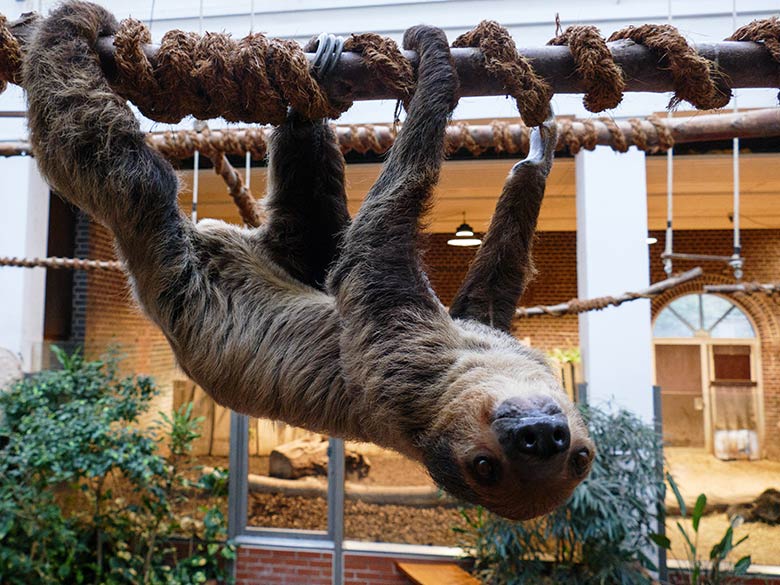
[{"left": 24, "top": 1, "right": 594, "bottom": 520}]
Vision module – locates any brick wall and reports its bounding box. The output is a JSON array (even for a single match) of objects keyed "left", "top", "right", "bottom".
[
  {"left": 649, "top": 229, "right": 780, "bottom": 460},
  {"left": 425, "top": 232, "right": 580, "bottom": 352},
  {"left": 83, "top": 222, "right": 178, "bottom": 428},
  {"left": 234, "top": 547, "right": 473, "bottom": 585}
]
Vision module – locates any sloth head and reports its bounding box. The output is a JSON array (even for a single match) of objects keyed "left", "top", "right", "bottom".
[{"left": 421, "top": 345, "right": 594, "bottom": 521}]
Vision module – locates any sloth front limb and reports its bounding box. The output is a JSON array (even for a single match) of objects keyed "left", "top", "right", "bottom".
[
  {"left": 449, "top": 112, "right": 558, "bottom": 332},
  {"left": 259, "top": 111, "right": 351, "bottom": 290}
]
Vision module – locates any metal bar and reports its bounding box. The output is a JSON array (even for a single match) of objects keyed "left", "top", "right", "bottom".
[
  {"left": 228, "top": 411, "right": 249, "bottom": 540},
  {"left": 327, "top": 438, "right": 345, "bottom": 585},
  {"left": 652, "top": 385, "right": 667, "bottom": 584},
  {"left": 660, "top": 252, "right": 733, "bottom": 262}
]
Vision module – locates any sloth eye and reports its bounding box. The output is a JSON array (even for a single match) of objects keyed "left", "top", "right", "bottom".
[{"left": 473, "top": 456, "right": 499, "bottom": 484}]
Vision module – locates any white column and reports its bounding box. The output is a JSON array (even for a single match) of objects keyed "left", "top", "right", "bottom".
[
  {"left": 0, "top": 155, "right": 50, "bottom": 372},
  {"left": 576, "top": 146, "right": 653, "bottom": 420}
]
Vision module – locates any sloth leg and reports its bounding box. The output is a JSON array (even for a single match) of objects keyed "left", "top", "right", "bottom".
[
  {"left": 259, "top": 111, "right": 350, "bottom": 290},
  {"left": 449, "top": 111, "right": 557, "bottom": 332},
  {"left": 327, "top": 25, "right": 458, "bottom": 318},
  {"left": 24, "top": 2, "right": 190, "bottom": 301}
]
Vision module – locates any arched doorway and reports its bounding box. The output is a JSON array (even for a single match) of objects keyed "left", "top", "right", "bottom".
[{"left": 653, "top": 293, "right": 763, "bottom": 459}]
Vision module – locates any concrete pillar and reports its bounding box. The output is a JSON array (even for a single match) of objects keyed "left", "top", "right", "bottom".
[
  {"left": 0, "top": 155, "right": 50, "bottom": 372},
  {"left": 575, "top": 146, "right": 653, "bottom": 420}
]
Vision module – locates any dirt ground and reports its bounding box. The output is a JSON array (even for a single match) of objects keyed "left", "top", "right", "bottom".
[
  {"left": 240, "top": 452, "right": 468, "bottom": 544},
  {"left": 665, "top": 447, "right": 780, "bottom": 567},
  {"left": 666, "top": 447, "right": 780, "bottom": 510},
  {"left": 196, "top": 448, "right": 780, "bottom": 562}
]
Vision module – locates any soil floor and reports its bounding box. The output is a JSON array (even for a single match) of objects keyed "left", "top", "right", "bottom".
[
  {"left": 665, "top": 447, "right": 780, "bottom": 568},
  {"left": 195, "top": 448, "right": 780, "bottom": 562}
]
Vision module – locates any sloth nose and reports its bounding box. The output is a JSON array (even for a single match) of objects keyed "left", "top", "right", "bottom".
[
  {"left": 511, "top": 414, "right": 571, "bottom": 458},
  {"left": 494, "top": 397, "right": 570, "bottom": 459}
]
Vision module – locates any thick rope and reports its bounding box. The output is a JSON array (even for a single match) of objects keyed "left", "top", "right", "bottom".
[
  {"left": 0, "top": 15, "right": 21, "bottom": 94},
  {"left": 0, "top": 256, "right": 123, "bottom": 270},
  {"left": 452, "top": 20, "right": 552, "bottom": 127},
  {"left": 728, "top": 17, "right": 780, "bottom": 63},
  {"left": 548, "top": 25, "right": 624, "bottom": 112},
  {"left": 608, "top": 24, "right": 731, "bottom": 110},
  {"left": 206, "top": 148, "right": 263, "bottom": 227},
  {"left": 1, "top": 12, "right": 778, "bottom": 120}
]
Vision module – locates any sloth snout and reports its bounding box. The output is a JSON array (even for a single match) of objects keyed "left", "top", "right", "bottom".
[{"left": 493, "top": 396, "right": 571, "bottom": 459}]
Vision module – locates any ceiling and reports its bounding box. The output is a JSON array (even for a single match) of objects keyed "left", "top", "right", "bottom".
[{"left": 177, "top": 151, "right": 780, "bottom": 233}]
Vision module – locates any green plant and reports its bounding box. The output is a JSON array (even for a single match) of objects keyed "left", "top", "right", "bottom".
[
  {"left": 548, "top": 347, "right": 581, "bottom": 365},
  {"left": 650, "top": 474, "right": 751, "bottom": 584},
  {"left": 0, "top": 348, "right": 234, "bottom": 584},
  {"left": 459, "top": 405, "right": 664, "bottom": 585}
]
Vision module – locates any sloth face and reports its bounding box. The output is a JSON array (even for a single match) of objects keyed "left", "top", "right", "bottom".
[{"left": 422, "top": 358, "right": 594, "bottom": 521}]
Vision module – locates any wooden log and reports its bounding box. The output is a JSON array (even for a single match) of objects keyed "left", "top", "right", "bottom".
[
  {"left": 269, "top": 436, "right": 371, "bottom": 480},
  {"left": 228, "top": 470, "right": 457, "bottom": 507}
]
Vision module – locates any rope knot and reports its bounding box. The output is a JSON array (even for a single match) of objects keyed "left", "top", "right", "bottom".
[{"left": 453, "top": 20, "right": 552, "bottom": 127}]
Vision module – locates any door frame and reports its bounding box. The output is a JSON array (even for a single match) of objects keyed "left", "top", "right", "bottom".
[{"left": 652, "top": 336, "right": 764, "bottom": 457}]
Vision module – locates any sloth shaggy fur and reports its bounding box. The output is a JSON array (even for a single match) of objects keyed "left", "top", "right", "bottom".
[{"left": 24, "top": 1, "right": 593, "bottom": 520}]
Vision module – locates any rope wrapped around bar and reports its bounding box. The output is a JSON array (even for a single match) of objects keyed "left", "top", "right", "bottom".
[
  {"left": 144, "top": 114, "right": 676, "bottom": 161},
  {"left": 452, "top": 20, "right": 552, "bottom": 127},
  {"left": 1, "top": 11, "right": 779, "bottom": 120},
  {"left": 548, "top": 25, "right": 625, "bottom": 112},
  {"left": 608, "top": 24, "right": 731, "bottom": 109},
  {"left": 727, "top": 16, "right": 780, "bottom": 100}
]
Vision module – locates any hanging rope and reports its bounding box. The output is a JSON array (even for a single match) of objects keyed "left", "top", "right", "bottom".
[
  {"left": 548, "top": 24, "right": 625, "bottom": 112},
  {"left": 205, "top": 148, "right": 262, "bottom": 228},
  {"left": 608, "top": 24, "right": 731, "bottom": 110},
  {"left": 452, "top": 20, "right": 552, "bottom": 127}
]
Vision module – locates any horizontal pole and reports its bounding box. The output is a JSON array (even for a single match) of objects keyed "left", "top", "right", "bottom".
[
  {"left": 3, "top": 109, "right": 779, "bottom": 159},
  {"left": 5, "top": 14, "right": 779, "bottom": 108},
  {"left": 91, "top": 38, "right": 780, "bottom": 101}
]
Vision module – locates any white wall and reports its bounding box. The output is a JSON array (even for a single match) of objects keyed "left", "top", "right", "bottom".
[
  {"left": 0, "top": 154, "right": 49, "bottom": 371},
  {"left": 576, "top": 146, "right": 654, "bottom": 419}
]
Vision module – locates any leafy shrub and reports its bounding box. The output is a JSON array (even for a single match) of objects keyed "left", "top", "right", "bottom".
[
  {"left": 0, "top": 348, "right": 234, "bottom": 584},
  {"left": 651, "top": 474, "right": 751, "bottom": 584},
  {"left": 460, "top": 405, "right": 664, "bottom": 585}
]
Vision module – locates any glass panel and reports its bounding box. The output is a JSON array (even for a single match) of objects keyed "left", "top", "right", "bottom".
[
  {"left": 712, "top": 345, "right": 752, "bottom": 381},
  {"left": 668, "top": 294, "right": 702, "bottom": 330},
  {"left": 653, "top": 307, "right": 694, "bottom": 338},
  {"left": 701, "top": 294, "right": 735, "bottom": 330},
  {"left": 245, "top": 421, "right": 328, "bottom": 532},
  {"left": 711, "top": 309, "right": 755, "bottom": 338},
  {"left": 343, "top": 446, "right": 468, "bottom": 545}
]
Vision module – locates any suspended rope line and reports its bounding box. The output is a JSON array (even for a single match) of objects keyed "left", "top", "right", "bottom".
[
  {"left": 0, "top": 256, "right": 123, "bottom": 271},
  {"left": 663, "top": 1, "right": 675, "bottom": 278},
  {"left": 515, "top": 268, "right": 703, "bottom": 318},
  {"left": 1, "top": 13, "right": 779, "bottom": 124},
  {"left": 704, "top": 282, "right": 780, "bottom": 295}
]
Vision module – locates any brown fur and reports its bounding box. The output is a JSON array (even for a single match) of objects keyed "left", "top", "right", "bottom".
[{"left": 23, "top": 2, "right": 593, "bottom": 520}]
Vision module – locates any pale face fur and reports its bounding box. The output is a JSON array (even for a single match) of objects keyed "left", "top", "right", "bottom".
[{"left": 23, "top": 3, "right": 592, "bottom": 522}]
